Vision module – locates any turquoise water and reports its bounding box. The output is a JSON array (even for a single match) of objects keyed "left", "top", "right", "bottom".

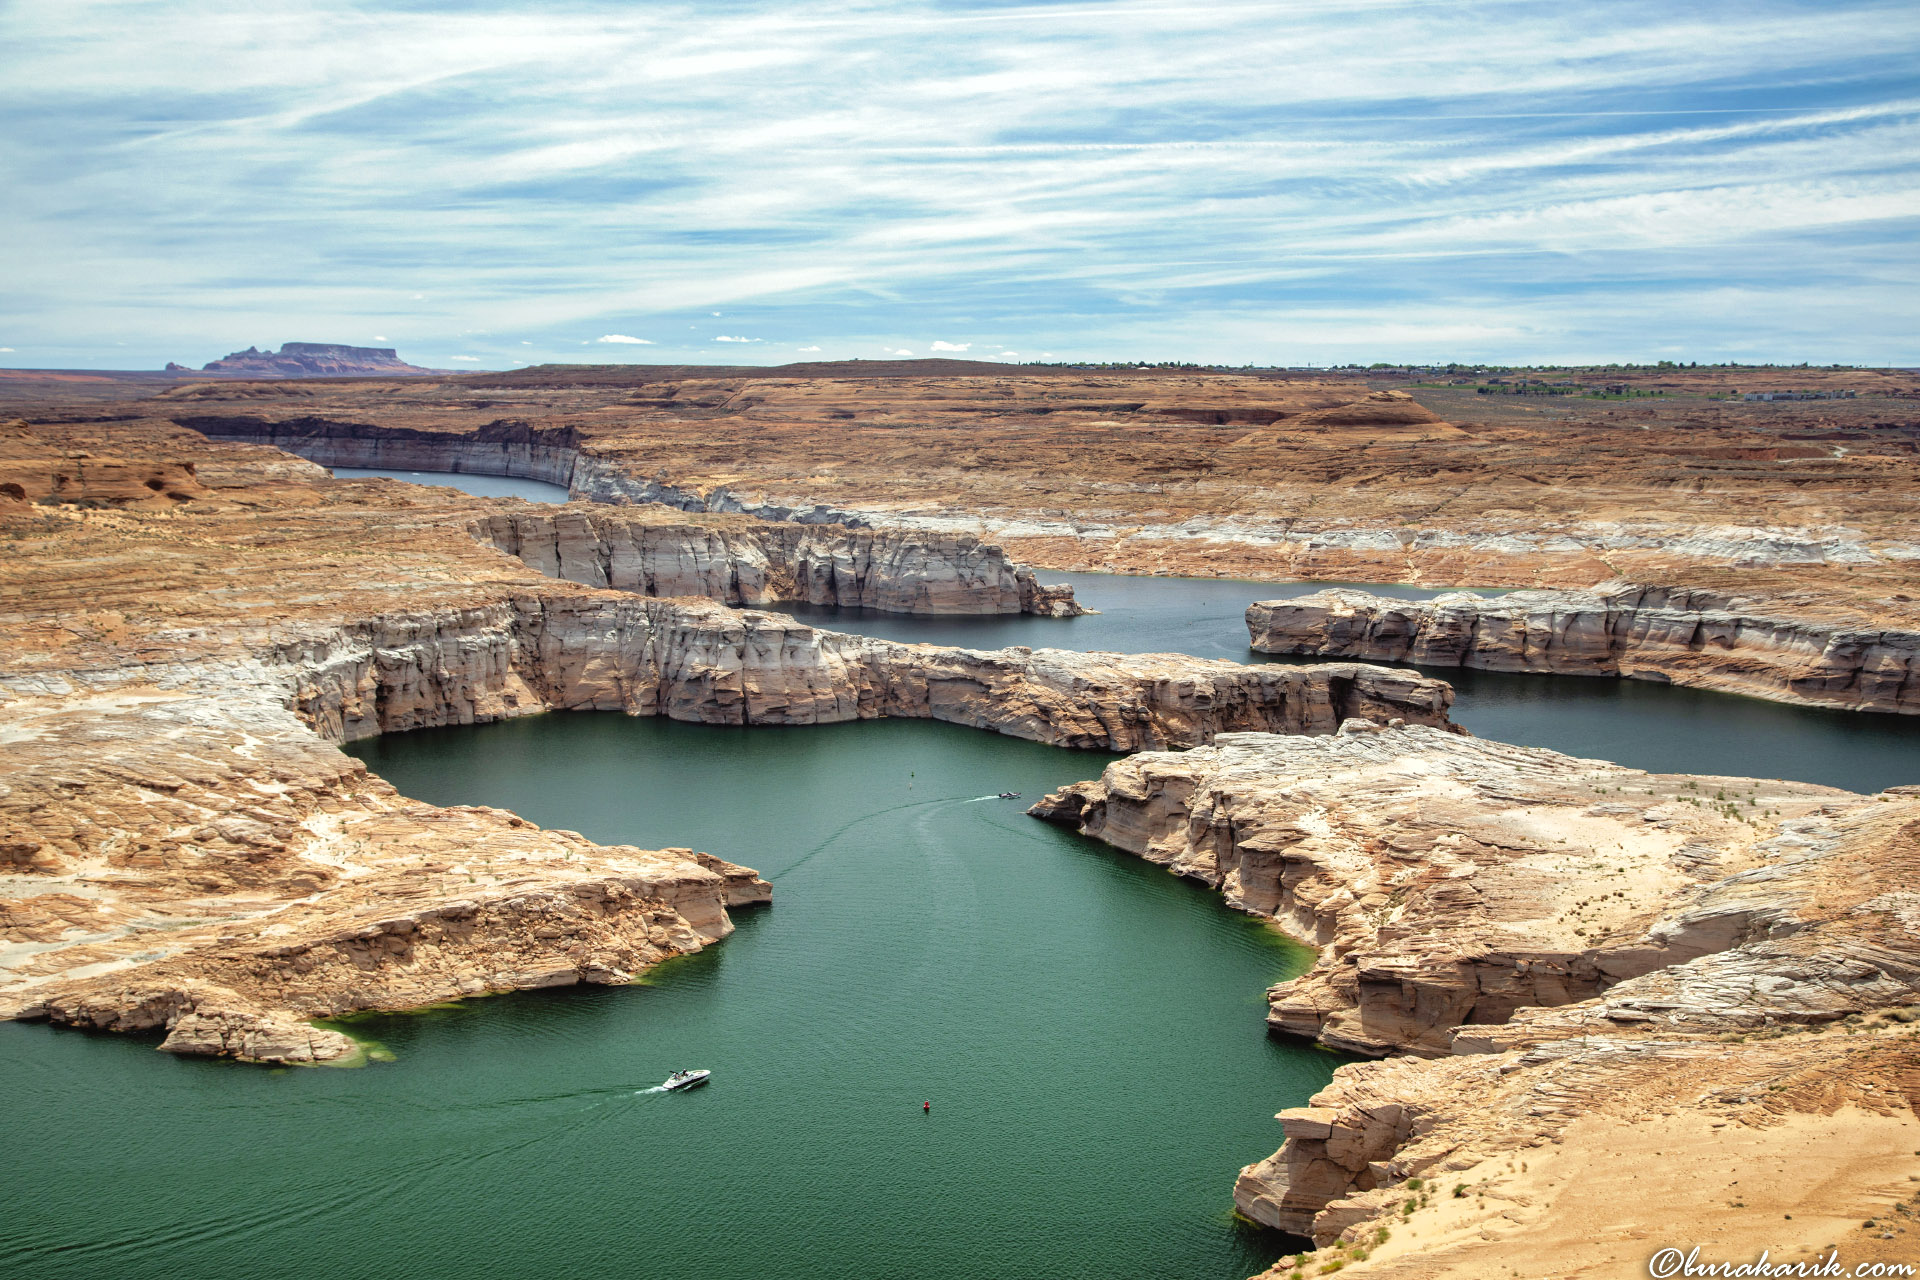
[
  {"left": 3, "top": 717, "right": 1335, "bottom": 1280},
  {"left": 327, "top": 465, "right": 571, "bottom": 502}
]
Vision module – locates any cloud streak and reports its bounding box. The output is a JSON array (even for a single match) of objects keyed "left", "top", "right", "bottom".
[{"left": 1, "top": 0, "right": 1916, "bottom": 366}]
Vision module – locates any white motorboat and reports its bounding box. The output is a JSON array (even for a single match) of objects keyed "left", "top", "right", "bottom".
[{"left": 662, "top": 1069, "right": 711, "bottom": 1092}]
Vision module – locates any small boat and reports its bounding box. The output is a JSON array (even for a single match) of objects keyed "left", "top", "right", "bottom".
[
  {"left": 662, "top": 1069, "right": 711, "bottom": 1092},
  {"left": 998, "top": 791, "right": 1021, "bottom": 799}
]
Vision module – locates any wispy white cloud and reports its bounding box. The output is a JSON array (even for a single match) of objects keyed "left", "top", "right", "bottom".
[
  {"left": 796, "top": 344, "right": 821, "bottom": 351},
  {"left": 889, "top": 348, "right": 915, "bottom": 356},
  {"left": 596, "top": 333, "right": 653, "bottom": 344},
  {"left": 2, "top": 0, "right": 1916, "bottom": 365},
  {"left": 714, "top": 334, "right": 757, "bottom": 342},
  {"left": 929, "top": 340, "right": 971, "bottom": 352},
  {"left": 450, "top": 355, "right": 481, "bottom": 362}
]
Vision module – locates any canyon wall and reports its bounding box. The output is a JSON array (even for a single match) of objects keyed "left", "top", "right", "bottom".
[
  {"left": 266, "top": 594, "right": 1456, "bottom": 750},
  {"left": 178, "top": 413, "right": 586, "bottom": 487},
  {"left": 468, "top": 508, "right": 1081, "bottom": 616},
  {"left": 1029, "top": 724, "right": 1841, "bottom": 1059},
  {"left": 1248, "top": 585, "right": 1920, "bottom": 714}
]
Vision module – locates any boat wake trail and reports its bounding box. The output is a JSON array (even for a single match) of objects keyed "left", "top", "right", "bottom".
[
  {"left": 634, "top": 1085, "right": 669, "bottom": 1095},
  {"left": 963, "top": 795, "right": 999, "bottom": 803}
]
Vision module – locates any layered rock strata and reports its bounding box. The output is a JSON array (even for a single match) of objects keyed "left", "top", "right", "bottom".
[
  {"left": 192, "top": 405, "right": 1920, "bottom": 579},
  {"left": 2, "top": 593, "right": 1448, "bottom": 1061},
  {"left": 1249, "top": 585, "right": 1920, "bottom": 714},
  {"left": 178, "top": 412, "right": 593, "bottom": 490},
  {"left": 176, "top": 412, "right": 862, "bottom": 522},
  {"left": 275, "top": 595, "right": 1454, "bottom": 750},
  {"left": 1029, "top": 727, "right": 1920, "bottom": 1273},
  {"left": 469, "top": 507, "right": 1082, "bottom": 616}
]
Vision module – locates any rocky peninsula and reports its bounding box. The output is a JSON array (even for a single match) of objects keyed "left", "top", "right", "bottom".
[{"left": 1031, "top": 726, "right": 1920, "bottom": 1274}]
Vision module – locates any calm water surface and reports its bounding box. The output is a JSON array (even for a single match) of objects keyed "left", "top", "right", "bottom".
[{"left": 327, "top": 465, "right": 571, "bottom": 502}]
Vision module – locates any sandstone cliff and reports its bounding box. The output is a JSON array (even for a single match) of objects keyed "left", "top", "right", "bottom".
[
  {"left": 1029, "top": 725, "right": 1847, "bottom": 1058},
  {"left": 468, "top": 507, "right": 1081, "bottom": 616},
  {"left": 1029, "top": 728, "right": 1920, "bottom": 1273},
  {"left": 1248, "top": 585, "right": 1920, "bottom": 714},
  {"left": 179, "top": 412, "right": 587, "bottom": 486},
  {"left": 269, "top": 594, "right": 1453, "bottom": 750},
  {"left": 2, "top": 592, "right": 1451, "bottom": 1060}
]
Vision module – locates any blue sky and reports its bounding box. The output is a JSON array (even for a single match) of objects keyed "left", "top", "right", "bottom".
[{"left": 2, "top": 0, "right": 1917, "bottom": 369}]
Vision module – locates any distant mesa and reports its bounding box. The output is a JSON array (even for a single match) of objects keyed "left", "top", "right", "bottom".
[{"left": 188, "top": 342, "right": 437, "bottom": 378}]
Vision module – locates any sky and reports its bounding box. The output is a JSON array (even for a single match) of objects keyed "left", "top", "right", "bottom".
[{"left": 2, "top": 0, "right": 1917, "bottom": 370}]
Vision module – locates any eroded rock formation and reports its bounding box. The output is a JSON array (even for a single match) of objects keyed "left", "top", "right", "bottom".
[
  {"left": 469, "top": 507, "right": 1082, "bottom": 616},
  {"left": 269, "top": 595, "right": 1450, "bottom": 749},
  {"left": 1249, "top": 585, "right": 1920, "bottom": 714},
  {"left": 1030, "top": 725, "right": 1848, "bottom": 1057},
  {"left": 174, "top": 416, "right": 1083, "bottom": 616},
  {"left": 195, "top": 343, "right": 437, "bottom": 378},
  {"left": 0, "top": 417, "right": 212, "bottom": 508},
  {"left": 0, "top": 679, "right": 769, "bottom": 1064},
  {"left": 1029, "top": 727, "right": 1920, "bottom": 1273}
]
